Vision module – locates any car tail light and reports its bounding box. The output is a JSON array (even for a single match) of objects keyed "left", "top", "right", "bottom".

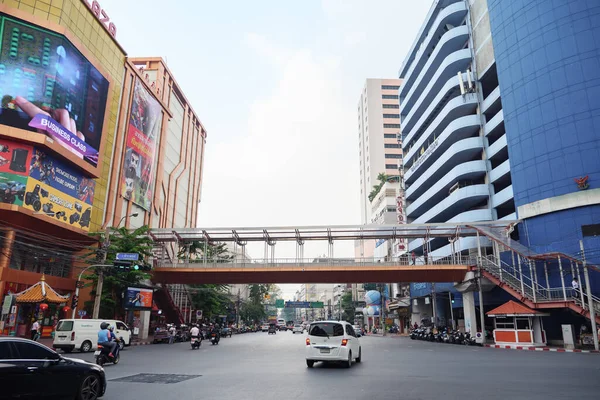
[
  {"left": 341, "top": 339, "right": 348, "bottom": 346},
  {"left": 71, "top": 332, "right": 75, "bottom": 341},
  {"left": 306, "top": 338, "right": 311, "bottom": 346}
]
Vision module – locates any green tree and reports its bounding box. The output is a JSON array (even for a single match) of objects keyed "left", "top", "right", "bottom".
[
  {"left": 187, "top": 284, "right": 231, "bottom": 320},
  {"left": 341, "top": 291, "right": 355, "bottom": 322},
  {"left": 240, "top": 301, "right": 266, "bottom": 324},
  {"left": 178, "top": 241, "right": 233, "bottom": 263},
  {"left": 83, "top": 226, "right": 153, "bottom": 319}
]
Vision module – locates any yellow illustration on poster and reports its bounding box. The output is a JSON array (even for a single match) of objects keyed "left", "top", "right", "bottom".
[{"left": 22, "top": 176, "right": 92, "bottom": 231}]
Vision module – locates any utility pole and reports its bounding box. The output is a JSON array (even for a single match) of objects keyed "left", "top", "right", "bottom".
[
  {"left": 237, "top": 288, "right": 241, "bottom": 328},
  {"left": 72, "top": 264, "right": 112, "bottom": 319},
  {"left": 92, "top": 226, "right": 110, "bottom": 319},
  {"left": 381, "top": 284, "right": 386, "bottom": 336},
  {"left": 580, "top": 240, "right": 598, "bottom": 351}
]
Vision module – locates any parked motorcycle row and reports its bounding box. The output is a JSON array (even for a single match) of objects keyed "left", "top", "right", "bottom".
[{"left": 410, "top": 326, "right": 480, "bottom": 346}]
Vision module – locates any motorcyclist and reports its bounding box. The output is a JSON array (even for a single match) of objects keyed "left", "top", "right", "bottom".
[
  {"left": 108, "top": 326, "right": 120, "bottom": 357},
  {"left": 97, "top": 322, "right": 117, "bottom": 358},
  {"left": 210, "top": 323, "right": 220, "bottom": 341},
  {"left": 190, "top": 324, "right": 200, "bottom": 340}
]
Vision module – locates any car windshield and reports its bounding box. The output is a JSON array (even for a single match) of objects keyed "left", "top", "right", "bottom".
[
  {"left": 309, "top": 323, "right": 344, "bottom": 337},
  {"left": 56, "top": 321, "right": 73, "bottom": 331}
]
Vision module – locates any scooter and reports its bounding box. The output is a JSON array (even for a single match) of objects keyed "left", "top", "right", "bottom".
[
  {"left": 95, "top": 341, "right": 120, "bottom": 366},
  {"left": 191, "top": 336, "right": 201, "bottom": 350},
  {"left": 210, "top": 332, "right": 220, "bottom": 345}
]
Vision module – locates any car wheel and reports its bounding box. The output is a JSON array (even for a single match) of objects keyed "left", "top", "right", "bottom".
[
  {"left": 345, "top": 351, "right": 352, "bottom": 368},
  {"left": 356, "top": 347, "right": 362, "bottom": 363},
  {"left": 306, "top": 360, "right": 314, "bottom": 368},
  {"left": 77, "top": 373, "right": 101, "bottom": 400},
  {"left": 80, "top": 341, "right": 92, "bottom": 353}
]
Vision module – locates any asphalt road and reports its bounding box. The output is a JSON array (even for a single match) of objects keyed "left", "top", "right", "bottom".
[{"left": 67, "top": 332, "right": 600, "bottom": 400}]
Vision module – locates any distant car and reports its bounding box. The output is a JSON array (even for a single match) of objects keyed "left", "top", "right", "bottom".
[
  {"left": 0, "top": 337, "right": 107, "bottom": 399},
  {"left": 278, "top": 325, "right": 287, "bottom": 331},
  {"left": 292, "top": 324, "right": 304, "bottom": 334},
  {"left": 305, "top": 321, "right": 362, "bottom": 368},
  {"left": 268, "top": 325, "right": 277, "bottom": 335},
  {"left": 221, "top": 327, "right": 233, "bottom": 338},
  {"left": 353, "top": 325, "right": 363, "bottom": 337},
  {"left": 261, "top": 324, "right": 270, "bottom": 332}
]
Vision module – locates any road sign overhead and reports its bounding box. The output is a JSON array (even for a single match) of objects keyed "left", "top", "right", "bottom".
[{"left": 116, "top": 253, "right": 139, "bottom": 261}]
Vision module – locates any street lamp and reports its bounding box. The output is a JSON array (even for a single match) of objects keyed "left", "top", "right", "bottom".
[
  {"left": 71, "top": 264, "right": 112, "bottom": 319},
  {"left": 118, "top": 212, "right": 139, "bottom": 227}
]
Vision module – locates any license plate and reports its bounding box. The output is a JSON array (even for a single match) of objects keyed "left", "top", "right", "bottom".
[
  {"left": 320, "top": 348, "right": 330, "bottom": 354},
  {"left": 93, "top": 351, "right": 100, "bottom": 356}
]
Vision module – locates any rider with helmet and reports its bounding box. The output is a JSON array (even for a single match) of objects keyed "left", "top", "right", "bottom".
[{"left": 98, "top": 322, "right": 117, "bottom": 358}]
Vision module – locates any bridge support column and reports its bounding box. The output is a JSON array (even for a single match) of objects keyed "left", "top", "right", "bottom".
[
  {"left": 558, "top": 257, "right": 567, "bottom": 301},
  {"left": 463, "top": 291, "right": 477, "bottom": 337},
  {"left": 138, "top": 310, "right": 150, "bottom": 340}
]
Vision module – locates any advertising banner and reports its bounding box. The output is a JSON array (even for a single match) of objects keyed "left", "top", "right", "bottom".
[
  {"left": 125, "top": 287, "right": 153, "bottom": 309},
  {"left": 21, "top": 147, "right": 95, "bottom": 230},
  {"left": 121, "top": 79, "right": 161, "bottom": 210},
  {"left": 0, "top": 138, "right": 33, "bottom": 206},
  {"left": 0, "top": 15, "right": 109, "bottom": 167}
]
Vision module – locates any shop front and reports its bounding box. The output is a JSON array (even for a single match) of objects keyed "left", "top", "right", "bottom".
[
  {"left": 5, "top": 275, "right": 71, "bottom": 338},
  {"left": 487, "top": 300, "right": 548, "bottom": 347}
]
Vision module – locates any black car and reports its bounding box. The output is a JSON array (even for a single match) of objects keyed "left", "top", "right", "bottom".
[{"left": 0, "top": 337, "right": 106, "bottom": 399}]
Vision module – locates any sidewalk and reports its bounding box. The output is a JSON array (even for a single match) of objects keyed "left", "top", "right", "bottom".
[
  {"left": 364, "top": 333, "right": 408, "bottom": 338},
  {"left": 484, "top": 344, "right": 599, "bottom": 354},
  {"left": 38, "top": 337, "right": 153, "bottom": 351}
]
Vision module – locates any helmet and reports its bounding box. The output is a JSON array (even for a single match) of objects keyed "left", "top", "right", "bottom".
[
  {"left": 109, "top": 326, "right": 114, "bottom": 331},
  {"left": 100, "top": 322, "right": 109, "bottom": 330}
]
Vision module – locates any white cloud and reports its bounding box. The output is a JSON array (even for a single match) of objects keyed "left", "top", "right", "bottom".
[{"left": 198, "top": 33, "right": 360, "bottom": 258}]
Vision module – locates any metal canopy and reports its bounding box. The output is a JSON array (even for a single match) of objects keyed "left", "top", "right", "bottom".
[{"left": 149, "top": 221, "right": 519, "bottom": 244}]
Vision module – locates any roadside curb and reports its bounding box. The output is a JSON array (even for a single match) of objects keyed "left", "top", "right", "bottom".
[
  {"left": 130, "top": 340, "right": 153, "bottom": 347},
  {"left": 484, "top": 344, "right": 599, "bottom": 354}
]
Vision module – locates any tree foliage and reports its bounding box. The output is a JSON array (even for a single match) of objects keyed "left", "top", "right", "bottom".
[
  {"left": 83, "top": 226, "right": 153, "bottom": 319},
  {"left": 341, "top": 291, "right": 355, "bottom": 322},
  {"left": 178, "top": 241, "right": 234, "bottom": 263},
  {"left": 187, "top": 284, "right": 231, "bottom": 320}
]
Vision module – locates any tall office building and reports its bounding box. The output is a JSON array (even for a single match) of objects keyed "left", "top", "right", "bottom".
[
  {"left": 400, "top": 0, "right": 513, "bottom": 261},
  {"left": 358, "top": 79, "right": 403, "bottom": 226}
]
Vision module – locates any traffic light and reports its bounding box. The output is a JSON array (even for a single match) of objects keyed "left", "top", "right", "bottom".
[
  {"left": 450, "top": 293, "right": 455, "bottom": 304},
  {"left": 113, "top": 260, "right": 133, "bottom": 271},
  {"left": 71, "top": 295, "right": 78, "bottom": 308}
]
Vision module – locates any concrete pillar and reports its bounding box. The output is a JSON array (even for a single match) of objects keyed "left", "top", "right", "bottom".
[
  {"left": 463, "top": 291, "right": 477, "bottom": 336},
  {"left": 138, "top": 310, "right": 151, "bottom": 340}
]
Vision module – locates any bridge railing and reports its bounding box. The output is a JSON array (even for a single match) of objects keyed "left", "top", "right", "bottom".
[{"left": 159, "top": 255, "right": 478, "bottom": 268}]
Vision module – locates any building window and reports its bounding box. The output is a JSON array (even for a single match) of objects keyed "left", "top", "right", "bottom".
[
  {"left": 382, "top": 85, "right": 400, "bottom": 90},
  {"left": 384, "top": 144, "right": 401, "bottom": 148},
  {"left": 383, "top": 114, "right": 400, "bottom": 119},
  {"left": 384, "top": 134, "right": 397, "bottom": 138},
  {"left": 385, "top": 154, "right": 402, "bottom": 159},
  {"left": 385, "top": 164, "right": 397, "bottom": 169},
  {"left": 384, "top": 124, "right": 401, "bottom": 128},
  {"left": 387, "top": 207, "right": 397, "bottom": 212},
  {"left": 383, "top": 104, "right": 399, "bottom": 109},
  {"left": 382, "top": 94, "right": 399, "bottom": 99}
]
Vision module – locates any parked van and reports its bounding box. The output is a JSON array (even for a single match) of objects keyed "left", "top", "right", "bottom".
[{"left": 53, "top": 319, "right": 132, "bottom": 353}]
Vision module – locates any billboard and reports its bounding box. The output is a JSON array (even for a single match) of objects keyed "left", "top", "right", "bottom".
[
  {"left": 0, "top": 137, "right": 32, "bottom": 206},
  {"left": 0, "top": 15, "right": 109, "bottom": 167},
  {"left": 125, "top": 287, "right": 153, "bottom": 309},
  {"left": 121, "top": 79, "right": 161, "bottom": 210}
]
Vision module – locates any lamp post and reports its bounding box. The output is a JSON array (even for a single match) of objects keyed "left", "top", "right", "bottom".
[
  {"left": 71, "top": 264, "right": 112, "bottom": 319},
  {"left": 92, "top": 213, "right": 139, "bottom": 319}
]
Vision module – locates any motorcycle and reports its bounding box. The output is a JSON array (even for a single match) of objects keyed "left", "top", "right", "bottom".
[
  {"left": 191, "top": 336, "right": 201, "bottom": 350},
  {"left": 389, "top": 325, "right": 399, "bottom": 334},
  {"left": 210, "top": 332, "right": 220, "bottom": 345},
  {"left": 95, "top": 342, "right": 120, "bottom": 366}
]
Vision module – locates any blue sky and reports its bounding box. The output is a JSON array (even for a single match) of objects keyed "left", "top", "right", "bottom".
[{"left": 100, "top": 0, "right": 431, "bottom": 297}]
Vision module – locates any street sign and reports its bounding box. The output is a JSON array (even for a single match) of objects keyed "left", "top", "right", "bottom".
[
  {"left": 1, "top": 295, "right": 12, "bottom": 315},
  {"left": 275, "top": 299, "right": 284, "bottom": 308},
  {"left": 285, "top": 301, "right": 310, "bottom": 308},
  {"left": 310, "top": 302, "right": 324, "bottom": 309},
  {"left": 116, "top": 253, "right": 139, "bottom": 261},
  {"left": 196, "top": 310, "right": 203, "bottom": 319}
]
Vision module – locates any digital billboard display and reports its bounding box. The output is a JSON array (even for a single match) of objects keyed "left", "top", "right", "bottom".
[
  {"left": 121, "top": 79, "right": 161, "bottom": 210},
  {"left": 0, "top": 15, "right": 109, "bottom": 168},
  {"left": 0, "top": 138, "right": 96, "bottom": 231},
  {"left": 125, "top": 287, "right": 153, "bottom": 310}
]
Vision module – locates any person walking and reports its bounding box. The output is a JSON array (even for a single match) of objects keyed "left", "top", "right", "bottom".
[{"left": 30, "top": 320, "right": 41, "bottom": 341}]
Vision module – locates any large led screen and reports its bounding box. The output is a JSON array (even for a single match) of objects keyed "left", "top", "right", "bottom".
[{"left": 0, "top": 15, "right": 109, "bottom": 167}]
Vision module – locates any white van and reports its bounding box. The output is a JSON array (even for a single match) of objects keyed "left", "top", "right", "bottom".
[{"left": 53, "top": 319, "right": 132, "bottom": 353}]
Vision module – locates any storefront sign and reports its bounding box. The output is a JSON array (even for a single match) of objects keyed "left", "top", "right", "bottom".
[
  {"left": 1, "top": 295, "right": 12, "bottom": 314},
  {"left": 121, "top": 79, "right": 161, "bottom": 210},
  {"left": 82, "top": 0, "right": 117, "bottom": 37},
  {"left": 409, "top": 138, "right": 439, "bottom": 174}
]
